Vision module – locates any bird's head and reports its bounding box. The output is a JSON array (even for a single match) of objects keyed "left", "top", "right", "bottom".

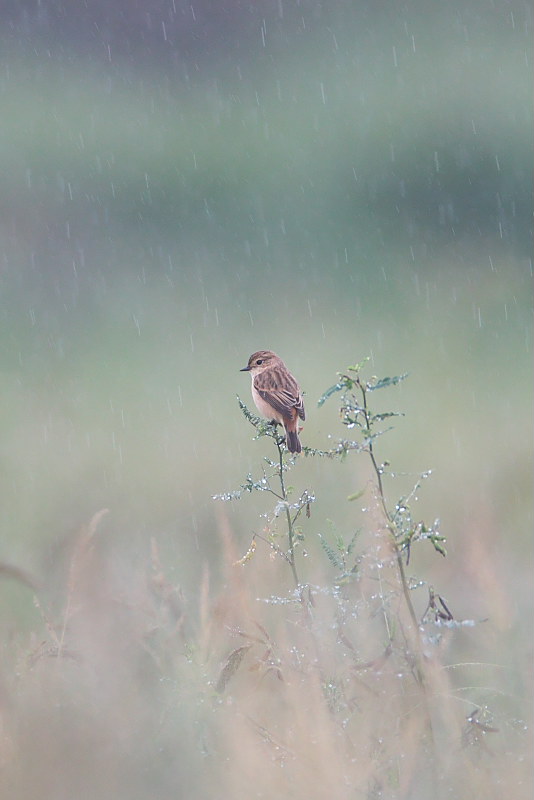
[{"left": 240, "top": 350, "right": 280, "bottom": 374}]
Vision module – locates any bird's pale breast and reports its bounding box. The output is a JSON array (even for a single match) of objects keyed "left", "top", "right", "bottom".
[{"left": 251, "top": 382, "right": 286, "bottom": 423}]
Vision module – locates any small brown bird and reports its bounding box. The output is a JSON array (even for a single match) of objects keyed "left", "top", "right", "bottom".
[{"left": 240, "top": 350, "right": 305, "bottom": 453}]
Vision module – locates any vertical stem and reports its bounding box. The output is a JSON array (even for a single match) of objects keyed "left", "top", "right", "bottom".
[
  {"left": 358, "top": 380, "right": 422, "bottom": 665},
  {"left": 276, "top": 438, "right": 300, "bottom": 588},
  {"left": 358, "top": 377, "right": 450, "bottom": 792}
]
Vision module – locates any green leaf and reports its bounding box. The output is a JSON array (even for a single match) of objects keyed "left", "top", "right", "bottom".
[
  {"left": 347, "top": 488, "right": 365, "bottom": 502},
  {"left": 430, "top": 535, "right": 448, "bottom": 557},
  {"left": 367, "top": 374, "right": 408, "bottom": 391},
  {"left": 237, "top": 396, "right": 262, "bottom": 426},
  {"left": 347, "top": 357, "right": 370, "bottom": 374},
  {"left": 317, "top": 381, "right": 345, "bottom": 407},
  {"left": 346, "top": 530, "right": 360, "bottom": 556},
  {"left": 318, "top": 534, "right": 342, "bottom": 569},
  {"left": 370, "top": 411, "right": 405, "bottom": 422}
]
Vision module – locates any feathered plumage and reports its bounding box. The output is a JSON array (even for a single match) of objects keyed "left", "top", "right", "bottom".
[{"left": 241, "top": 350, "right": 305, "bottom": 453}]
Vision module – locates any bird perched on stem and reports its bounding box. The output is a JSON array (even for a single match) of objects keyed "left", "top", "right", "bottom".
[{"left": 240, "top": 350, "right": 305, "bottom": 453}]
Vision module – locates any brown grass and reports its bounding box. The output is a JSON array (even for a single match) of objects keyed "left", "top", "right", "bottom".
[{"left": 0, "top": 502, "right": 531, "bottom": 800}]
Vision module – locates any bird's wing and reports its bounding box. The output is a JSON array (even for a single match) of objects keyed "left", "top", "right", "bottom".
[
  {"left": 256, "top": 386, "right": 297, "bottom": 420},
  {"left": 296, "top": 395, "right": 306, "bottom": 421},
  {"left": 255, "top": 373, "right": 305, "bottom": 422}
]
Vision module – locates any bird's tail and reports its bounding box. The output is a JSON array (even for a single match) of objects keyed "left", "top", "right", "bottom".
[{"left": 286, "top": 429, "right": 302, "bottom": 454}]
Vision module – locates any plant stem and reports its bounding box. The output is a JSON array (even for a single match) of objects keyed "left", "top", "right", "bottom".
[
  {"left": 276, "top": 438, "right": 300, "bottom": 589},
  {"left": 358, "top": 380, "right": 422, "bottom": 665},
  {"left": 358, "top": 377, "right": 450, "bottom": 790}
]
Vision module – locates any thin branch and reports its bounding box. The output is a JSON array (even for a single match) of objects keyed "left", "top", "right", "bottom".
[
  {"left": 358, "top": 378, "right": 421, "bottom": 639},
  {"left": 275, "top": 437, "right": 300, "bottom": 588}
]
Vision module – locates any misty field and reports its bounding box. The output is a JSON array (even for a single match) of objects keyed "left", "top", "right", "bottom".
[{"left": 0, "top": 1, "right": 532, "bottom": 798}]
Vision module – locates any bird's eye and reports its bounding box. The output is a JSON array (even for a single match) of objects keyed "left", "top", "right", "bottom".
[{"left": 256, "top": 359, "right": 263, "bottom": 365}]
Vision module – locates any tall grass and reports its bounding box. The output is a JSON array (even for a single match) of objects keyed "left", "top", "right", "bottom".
[{"left": 1, "top": 360, "right": 530, "bottom": 799}]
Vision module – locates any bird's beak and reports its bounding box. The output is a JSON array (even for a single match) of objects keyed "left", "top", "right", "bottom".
[{"left": 240, "top": 365, "right": 251, "bottom": 372}]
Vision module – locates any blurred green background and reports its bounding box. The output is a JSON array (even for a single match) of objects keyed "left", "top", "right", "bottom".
[{"left": 0, "top": 1, "right": 531, "bottom": 634}]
